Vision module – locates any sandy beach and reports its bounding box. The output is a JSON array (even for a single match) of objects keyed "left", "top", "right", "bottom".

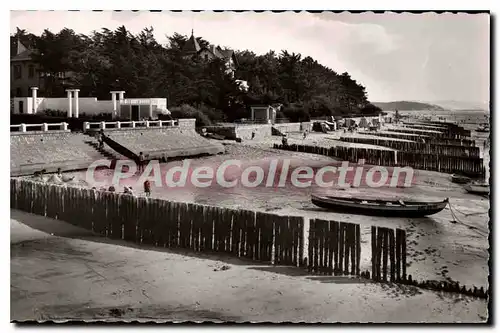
[
  {"left": 14, "top": 111, "right": 490, "bottom": 322},
  {"left": 11, "top": 210, "right": 488, "bottom": 323},
  {"left": 44, "top": 127, "right": 490, "bottom": 291}
]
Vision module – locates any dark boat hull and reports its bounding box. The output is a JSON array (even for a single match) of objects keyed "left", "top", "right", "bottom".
[
  {"left": 311, "top": 196, "right": 448, "bottom": 217},
  {"left": 451, "top": 175, "right": 470, "bottom": 184}
]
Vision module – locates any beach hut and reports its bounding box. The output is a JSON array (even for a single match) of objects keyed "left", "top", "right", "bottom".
[{"left": 358, "top": 117, "right": 369, "bottom": 128}]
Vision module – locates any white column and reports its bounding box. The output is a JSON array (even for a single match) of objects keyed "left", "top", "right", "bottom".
[
  {"left": 251, "top": 108, "right": 254, "bottom": 121},
  {"left": 119, "top": 91, "right": 125, "bottom": 101},
  {"left": 42, "top": 123, "right": 48, "bottom": 131},
  {"left": 66, "top": 90, "right": 73, "bottom": 117},
  {"left": 111, "top": 92, "right": 117, "bottom": 117},
  {"left": 149, "top": 102, "right": 153, "bottom": 119},
  {"left": 83, "top": 122, "right": 89, "bottom": 131},
  {"left": 20, "top": 124, "right": 26, "bottom": 132},
  {"left": 61, "top": 123, "right": 68, "bottom": 131},
  {"left": 130, "top": 104, "right": 132, "bottom": 120},
  {"left": 31, "top": 87, "right": 38, "bottom": 114},
  {"left": 73, "top": 89, "right": 80, "bottom": 118}
]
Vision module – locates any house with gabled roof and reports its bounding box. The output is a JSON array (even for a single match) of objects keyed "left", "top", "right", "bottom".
[
  {"left": 182, "top": 30, "right": 238, "bottom": 77},
  {"left": 10, "top": 40, "right": 42, "bottom": 97},
  {"left": 10, "top": 39, "right": 73, "bottom": 98}
]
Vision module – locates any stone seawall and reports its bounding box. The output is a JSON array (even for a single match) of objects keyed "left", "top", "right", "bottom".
[{"left": 203, "top": 122, "right": 311, "bottom": 141}]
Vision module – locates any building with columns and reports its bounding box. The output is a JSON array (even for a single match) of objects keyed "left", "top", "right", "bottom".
[{"left": 10, "top": 87, "right": 170, "bottom": 119}]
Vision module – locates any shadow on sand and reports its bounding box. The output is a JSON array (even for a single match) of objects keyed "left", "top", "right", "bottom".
[{"left": 12, "top": 209, "right": 370, "bottom": 285}]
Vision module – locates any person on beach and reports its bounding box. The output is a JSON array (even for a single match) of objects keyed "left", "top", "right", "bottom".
[
  {"left": 251, "top": 131, "right": 256, "bottom": 140},
  {"left": 282, "top": 134, "right": 288, "bottom": 146},
  {"left": 144, "top": 180, "right": 151, "bottom": 197},
  {"left": 97, "top": 130, "right": 104, "bottom": 149},
  {"left": 138, "top": 152, "right": 145, "bottom": 173},
  {"left": 303, "top": 131, "right": 308, "bottom": 139},
  {"left": 124, "top": 186, "right": 135, "bottom": 195}
]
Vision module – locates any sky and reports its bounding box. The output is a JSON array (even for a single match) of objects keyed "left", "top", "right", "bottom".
[{"left": 10, "top": 11, "right": 490, "bottom": 104}]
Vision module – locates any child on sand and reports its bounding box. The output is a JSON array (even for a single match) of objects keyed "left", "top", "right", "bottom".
[{"left": 144, "top": 180, "right": 151, "bottom": 197}]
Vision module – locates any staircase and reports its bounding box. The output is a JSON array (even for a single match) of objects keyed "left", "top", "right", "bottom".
[
  {"left": 84, "top": 140, "right": 120, "bottom": 160},
  {"left": 83, "top": 132, "right": 130, "bottom": 170},
  {"left": 272, "top": 126, "right": 284, "bottom": 136}
]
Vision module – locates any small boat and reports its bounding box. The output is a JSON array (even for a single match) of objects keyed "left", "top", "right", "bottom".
[
  {"left": 451, "top": 174, "right": 471, "bottom": 184},
  {"left": 464, "top": 183, "right": 490, "bottom": 195},
  {"left": 476, "top": 124, "right": 490, "bottom": 132},
  {"left": 311, "top": 194, "right": 449, "bottom": 217}
]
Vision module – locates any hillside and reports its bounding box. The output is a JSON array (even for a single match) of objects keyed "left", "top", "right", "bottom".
[
  {"left": 428, "top": 100, "right": 489, "bottom": 111},
  {"left": 372, "top": 101, "right": 445, "bottom": 111}
]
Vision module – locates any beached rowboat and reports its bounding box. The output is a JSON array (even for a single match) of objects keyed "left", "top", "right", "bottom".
[
  {"left": 464, "top": 183, "right": 489, "bottom": 195},
  {"left": 311, "top": 194, "right": 449, "bottom": 217}
]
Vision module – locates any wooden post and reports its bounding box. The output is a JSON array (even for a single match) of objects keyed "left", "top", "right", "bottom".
[
  {"left": 376, "top": 227, "right": 383, "bottom": 281},
  {"left": 318, "top": 219, "right": 325, "bottom": 273},
  {"left": 356, "top": 224, "right": 361, "bottom": 276},
  {"left": 371, "top": 226, "right": 377, "bottom": 280},
  {"left": 350, "top": 224, "right": 356, "bottom": 275},
  {"left": 333, "top": 221, "right": 339, "bottom": 274},
  {"left": 389, "top": 229, "right": 395, "bottom": 282},
  {"left": 396, "top": 229, "right": 401, "bottom": 282},
  {"left": 338, "top": 223, "right": 344, "bottom": 274},
  {"left": 402, "top": 229, "right": 407, "bottom": 281},
  {"left": 327, "top": 221, "right": 334, "bottom": 274},
  {"left": 308, "top": 219, "right": 314, "bottom": 272}
]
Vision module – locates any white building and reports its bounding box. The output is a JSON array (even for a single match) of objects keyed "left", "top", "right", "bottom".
[{"left": 11, "top": 87, "right": 170, "bottom": 120}]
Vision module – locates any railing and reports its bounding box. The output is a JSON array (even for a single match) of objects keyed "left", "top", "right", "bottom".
[
  {"left": 83, "top": 120, "right": 179, "bottom": 131},
  {"left": 10, "top": 122, "right": 69, "bottom": 133}
]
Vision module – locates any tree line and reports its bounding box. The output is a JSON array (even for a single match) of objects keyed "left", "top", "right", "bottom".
[{"left": 11, "top": 26, "right": 381, "bottom": 125}]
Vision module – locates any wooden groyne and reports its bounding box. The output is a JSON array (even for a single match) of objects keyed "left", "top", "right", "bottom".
[
  {"left": 308, "top": 219, "right": 361, "bottom": 275},
  {"left": 386, "top": 128, "right": 471, "bottom": 140},
  {"left": 371, "top": 227, "right": 406, "bottom": 282},
  {"left": 10, "top": 178, "right": 488, "bottom": 298},
  {"left": 11, "top": 179, "right": 304, "bottom": 267},
  {"left": 340, "top": 137, "right": 480, "bottom": 158},
  {"left": 274, "top": 143, "right": 484, "bottom": 177},
  {"left": 366, "top": 226, "right": 487, "bottom": 298},
  {"left": 359, "top": 132, "right": 475, "bottom": 147},
  {"left": 273, "top": 143, "right": 396, "bottom": 166}
]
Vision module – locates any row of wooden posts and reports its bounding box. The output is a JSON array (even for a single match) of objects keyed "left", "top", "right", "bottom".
[
  {"left": 9, "top": 178, "right": 389, "bottom": 280},
  {"left": 274, "top": 143, "right": 485, "bottom": 177},
  {"left": 10, "top": 178, "right": 488, "bottom": 298},
  {"left": 11, "top": 179, "right": 303, "bottom": 266},
  {"left": 359, "top": 131, "right": 475, "bottom": 147},
  {"left": 274, "top": 143, "right": 397, "bottom": 166},
  {"left": 308, "top": 219, "right": 361, "bottom": 275},
  {"left": 386, "top": 128, "right": 471, "bottom": 141},
  {"left": 395, "top": 125, "right": 471, "bottom": 139},
  {"left": 402, "top": 124, "right": 471, "bottom": 139},
  {"left": 371, "top": 226, "right": 406, "bottom": 282},
  {"left": 396, "top": 151, "right": 484, "bottom": 176},
  {"left": 340, "top": 136, "right": 480, "bottom": 158}
]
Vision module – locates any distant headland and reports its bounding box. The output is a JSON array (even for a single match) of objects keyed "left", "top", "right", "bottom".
[
  {"left": 372, "top": 101, "right": 444, "bottom": 111},
  {"left": 373, "top": 100, "right": 488, "bottom": 112}
]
